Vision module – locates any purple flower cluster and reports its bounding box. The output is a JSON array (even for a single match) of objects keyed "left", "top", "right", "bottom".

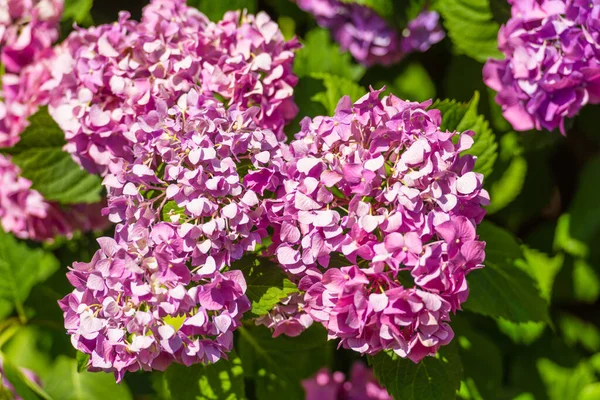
[
  {"left": 483, "top": 0, "right": 600, "bottom": 133},
  {"left": 302, "top": 362, "right": 391, "bottom": 400},
  {"left": 266, "top": 89, "right": 488, "bottom": 361},
  {"left": 0, "top": 0, "right": 62, "bottom": 147},
  {"left": 48, "top": 0, "right": 299, "bottom": 175},
  {"left": 0, "top": 154, "right": 106, "bottom": 241},
  {"left": 60, "top": 91, "right": 285, "bottom": 380},
  {"left": 255, "top": 293, "right": 314, "bottom": 337},
  {"left": 59, "top": 236, "right": 250, "bottom": 381},
  {"left": 295, "top": 0, "right": 444, "bottom": 66},
  {"left": 0, "top": 0, "right": 62, "bottom": 73}
]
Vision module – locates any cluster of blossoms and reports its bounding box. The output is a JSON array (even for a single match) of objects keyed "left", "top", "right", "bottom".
[
  {"left": 60, "top": 90, "right": 285, "bottom": 380},
  {"left": 484, "top": 0, "right": 600, "bottom": 133},
  {"left": 302, "top": 362, "right": 391, "bottom": 400},
  {"left": 0, "top": 0, "right": 62, "bottom": 147},
  {"left": 47, "top": 0, "right": 299, "bottom": 175},
  {"left": 266, "top": 89, "right": 488, "bottom": 361},
  {"left": 295, "top": 0, "right": 444, "bottom": 66},
  {"left": 0, "top": 154, "right": 106, "bottom": 241}
]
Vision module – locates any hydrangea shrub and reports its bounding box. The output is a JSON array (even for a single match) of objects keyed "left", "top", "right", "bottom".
[{"left": 0, "top": 0, "right": 598, "bottom": 399}]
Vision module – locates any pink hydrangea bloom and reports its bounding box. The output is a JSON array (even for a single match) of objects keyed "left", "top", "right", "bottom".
[
  {"left": 302, "top": 362, "right": 391, "bottom": 400},
  {"left": 0, "top": 0, "right": 62, "bottom": 147},
  {"left": 0, "top": 0, "right": 63, "bottom": 73},
  {"left": 59, "top": 235, "right": 250, "bottom": 382},
  {"left": 295, "top": 0, "right": 444, "bottom": 66},
  {"left": 0, "top": 154, "right": 106, "bottom": 241},
  {"left": 267, "top": 88, "right": 488, "bottom": 361},
  {"left": 483, "top": 0, "right": 600, "bottom": 133},
  {"left": 61, "top": 92, "right": 285, "bottom": 380},
  {"left": 48, "top": 0, "right": 299, "bottom": 175}
]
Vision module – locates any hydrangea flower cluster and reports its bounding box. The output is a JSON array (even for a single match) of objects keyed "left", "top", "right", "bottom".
[
  {"left": 295, "top": 0, "right": 444, "bottom": 66},
  {"left": 0, "top": 154, "right": 106, "bottom": 241},
  {"left": 0, "top": 0, "right": 62, "bottom": 73},
  {"left": 483, "top": 0, "right": 600, "bottom": 133},
  {"left": 0, "top": 0, "right": 62, "bottom": 147},
  {"left": 267, "top": 89, "right": 488, "bottom": 361},
  {"left": 302, "top": 362, "right": 391, "bottom": 400},
  {"left": 60, "top": 91, "right": 285, "bottom": 380},
  {"left": 48, "top": 0, "right": 299, "bottom": 175}
]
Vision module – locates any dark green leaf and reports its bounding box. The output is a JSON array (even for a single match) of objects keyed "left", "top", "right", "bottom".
[
  {"left": 232, "top": 256, "right": 299, "bottom": 317},
  {"left": 295, "top": 29, "right": 365, "bottom": 81},
  {"left": 44, "top": 356, "right": 133, "bottom": 400},
  {"left": 187, "top": 0, "right": 257, "bottom": 21},
  {"left": 238, "top": 325, "right": 331, "bottom": 400},
  {"left": 566, "top": 157, "right": 600, "bottom": 245},
  {"left": 156, "top": 352, "right": 245, "bottom": 400},
  {"left": 76, "top": 352, "right": 90, "bottom": 374},
  {"left": 371, "top": 343, "right": 462, "bottom": 400},
  {"left": 436, "top": 0, "right": 503, "bottom": 62},
  {"left": 463, "top": 221, "right": 550, "bottom": 323},
  {"left": 432, "top": 92, "right": 498, "bottom": 177},
  {"left": 0, "top": 230, "right": 59, "bottom": 319},
  {"left": 2, "top": 108, "right": 103, "bottom": 204},
  {"left": 310, "top": 73, "right": 367, "bottom": 116}
]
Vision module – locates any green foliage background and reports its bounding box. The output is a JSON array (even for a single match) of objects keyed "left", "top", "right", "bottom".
[{"left": 1, "top": 0, "right": 599, "bottom": 399}]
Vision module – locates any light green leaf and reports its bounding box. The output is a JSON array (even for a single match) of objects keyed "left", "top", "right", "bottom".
[
  {"left": 295, "top": 29, "right": 365, "bottom": 81},
  {"left": 1, "top": 355, "right": 53, "bottom": 400},
  {"left": 437, "top": 0, "right": 503, "bottom": 62},
  {"left": 463, "top": 221, "right": 550, "bottom": 323},
  {"left": 379, "top": 62, "right": 436, "bottom": 103},
  {"left": 44, "top": 356, "right": 132, "bottom": 400},
  {"left": 496, "top": 319, "right": 546, "bottom": 345},
  {"left": 371, "top": 343, "right": 462, "bottom": 400},
  {"left": 232, "top": 257, "right": 299, "bottom": 317},
  {"left": 238, "top": 325, "right": 331, "bottom": 400},
  {"left": 487, "top": 132, "right": 527, "bottom": 214},
  {"left": 572, "top": 258, "right": 600, "bottom": 303},
  {"left": 559, "top": 313, "right": 600, "bottom": 353},
  {"left": 2, "top": 108, "right": 103, "bottom": 204},
  {"left": 432, "top": 92, "right": 498, "bottom": 177},
  {"left": 579, "top": 383, "right": 600, "bottom": 400},
  {"left": 187, "top": 0, "right": 257, "bottom": 21},
  {"left": 554, "top": 214, "right": 589, "bottom": 258},
  {"left": 155, "top": 352, "right": 245, "bottom": 400},
  {"left": 0, "top": 230, "right": 59, "bottom": 319},
  {"left": 310, "top": 73, "right": 367, "bottom": 116},
  {"left": 62, "top": 0, "right": 94, "bottom": 25},
  {"left": 537, "top": 359, "right": 595, "bottom": 400}
]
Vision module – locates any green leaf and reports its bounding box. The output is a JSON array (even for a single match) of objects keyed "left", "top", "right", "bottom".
[
  {"left": 496, "top": 319, "right": 546, "bottom": 345},
  {"left": 310, "top": 72, "right": 367, "bottom": 116},
  {"left": 238, "top": 325, "right": 332, "bottom": 400},
  {"left": 463, "top": 221, "right": 550, "bottom": 323},
  {"left": 566, "top": 157, "right": 600, "bottom": 245},
  {"left": 44, "top": 356, "right": 133, "bottom": 400},
  {"left": 517, "top": 247, "right": 564, "bottom": 301},
  {"left": 187, "top": 0, "right": 257, "bottom": 21},
  {"left": 232, "top": 257, "right": 299, "bottom": 317},
  {"left": 0, "top": 230, "right": 59, "bottom": 320},
  {"left": 431, "top": 92, "right": 498, "bottom": 177},
  {"left": 554, "top": 214, "right": 589, "bottom": 258},
  {"left": 371, "top": 343, "right": 462, "bottom": 400},
  {"left": 2, "top": 108, "right": 103, "bottom": 204},
  {"left": 62, "top": 0, "right": 94, "bottom": 25},
  {"left": 76, "top": 352, "right": 90, "bottom": 374},
  {"left": 580, "top": 383, "right": 600, "bottom": 400},
  {"left": 339, "top": 0, "right": 396, "bottom": 24},
  {"left": 572, "top": 258, "right": 600, "bottom": 303},
  {"left": 294, "top": 29, "right": 365, "bottom": 81},
  {"left": 537, "top": 359, "right": 595, "bottom": 400},
  {"left": 379, "top": 62, "right": 436, "bottom": 103},
  {"left": 437, "top": 0, "right": 503, "bottom": 62},
  {"left": 1, "top": 355, "right": 53, "bottom": 400},
  {"left": 156, "top": 352, "right": 245, "bottom": 400},
  {"left": 486, "top": 132, "right": 528, "bottom": 214},
  {"left": 559, "top": 313, "right": 600, "bottom": 353}
]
